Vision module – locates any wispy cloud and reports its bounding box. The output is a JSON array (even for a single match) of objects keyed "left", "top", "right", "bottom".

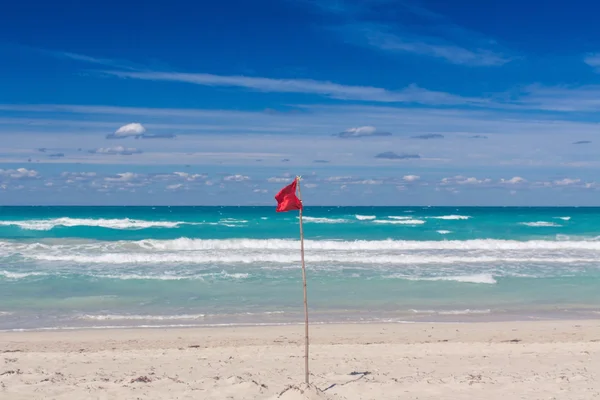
[
  {"left": 89, "top": 146, "right": 143, "bottom": 155},
  {"left": 441, "top": 176, "right": 492, "bottom": 185},
  {"left": 375, "top": 151, "right": 420, "bottom": 160},
  {"left": 102, "top": 70, "right": 482, "bottom": 105},
  {"left": 342, "top": 24, "right": 511, "bottom": 66},
  {"left": 105, "top": 172, "right": 139, "bottom": 182},
  {"left": 510, "top": 84, "right": 600, "bottom": 112},
  {"left": 295, "top": 0, "right": 511, "bottom": 66},
  {"left": 584, "top": 53, "right": 600, "bottom": 70},
  {"left": 40, "top": 49, "right": 141, "bottom": 71},
  {"left": 412, "top": 133, "right": 444, "bottom": 140}
]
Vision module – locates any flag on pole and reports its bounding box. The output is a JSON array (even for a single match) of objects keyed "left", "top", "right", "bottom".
[
  {"left": 274, "top": 177, "right": 310, "bottom": 385},
  {"left": 275, "top": 179, "right": 303, "bottom": 212}
]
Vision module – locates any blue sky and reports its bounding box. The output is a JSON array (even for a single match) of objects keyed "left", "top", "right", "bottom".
[{"left": 1, "top": 0, "right": 600, "bottom": 205}]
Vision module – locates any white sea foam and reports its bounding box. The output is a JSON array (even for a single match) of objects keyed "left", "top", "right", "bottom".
[
  {"left": 95, "top": 271, "right": 249, "bottom": 280},
  {"left": 0, "top": 218, "right": 189, "bottom": 230},
  {"left": 436, "top": 230, "right": 452, "bottom": 235},
  {"left": 217, "top": 271, "right": 250, "bottom": 279},
  {"left": 6, "top": 237, "right": 600, "bottom": 253},
  {"left": 220, "top": 218, "right": 248, "bottom": 224},
  {"left": 428, "top": 215, "right": 471, "bottom": 220},
  {"left": 78, "top": 311, "right": 284, "bottom": 321},
  {"left": 97, "top": 273, "right": 205, "bottom": 281},
  {"left": 355, "top": 215, "right": 376, "bottom": 220},
  {"left": 1, "top": 322, "right": 308, "bottom": 332},
  {"left": 520, "top": 221, "right": 562, "bottom": 227},
  {"left": 0, "top": 270, "right": 47, "bottom": 279},
  {"left": 390, "top": 274, "right": 497, "bottom": 284},
  {"left": 79, "top": 314, "right": 206, "bottom": 321},
  {"left": 301, "top": 217, "right": 349, "bottom": 224},
  {"left": 373, "top": 219, "right": 426, "bottom": 225},
  {"left": 0, "top": 311, "right": 13, "bottom": 317},
  {"left": 388, "top": 216, "right": 414, "bottom": 220},
  {"left": 556, "top": 217, "right": 571, "bottom": 221},
  {"left": 438, "top": 309, "right": 491, "bottom": 315},
  {"left": 25, "top": 253, "right": 597, "bottom": 265},
  {"left": 410, "top": 309, "right": 491, "bottom": 315}
]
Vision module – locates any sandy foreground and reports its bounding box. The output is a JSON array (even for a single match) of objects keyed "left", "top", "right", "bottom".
[{"left": 1, "top": 320, "right": 600, "bottom": 399}]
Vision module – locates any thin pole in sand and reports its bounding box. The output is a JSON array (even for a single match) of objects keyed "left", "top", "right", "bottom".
[{"left": 296, "top": 175, "right": 309, "bottom": 384}]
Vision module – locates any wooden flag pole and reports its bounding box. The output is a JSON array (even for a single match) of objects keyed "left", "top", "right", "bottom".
[{"left": 296, "top": 175, "right": 310, "bottom": 384}]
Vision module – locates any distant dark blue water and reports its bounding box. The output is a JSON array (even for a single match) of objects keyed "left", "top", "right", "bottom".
[{"left": 1, "top": 206, "right": 599, "bottom": 330}]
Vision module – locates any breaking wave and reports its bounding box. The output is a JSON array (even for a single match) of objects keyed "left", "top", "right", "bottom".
[
  {"left": 4, "top": 237, "right": 600, "bottom": 252},
  {"left": 388, "top": 273, "right": 497, "bottom": 284},
  {"left": 0, "top": 270, "right": 48, "bottom": 279},
  {"left": 373, "top": 219, "right": 426, "bottom": 225},
  {"left": 0, "top": 218, "right": 193, "bottom": 231},
  {"left": 23, "top": 253, "right": 597, "bottom": 265},
  {"left": 410, "top": 309, "right": 491, "bottom": 315},
  {"left": 79, "top": 314, "right": 207, "bottom": 321},
  {"left": 301, "top": 217, "right": 349, "bottom": 224},
  {"left": 520, "top": 221, "right": 562, "bottom": 227},
  {"left": 355, "top": 215, "right": 376, "bottom": 220},
  {"left": 428, "top": 215, "right": 471, "bottom": 220}
]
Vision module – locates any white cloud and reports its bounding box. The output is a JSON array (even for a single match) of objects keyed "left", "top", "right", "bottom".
[
  {"left": 325, "top": 176, "right": 354, "bottom": 182},
  {"left": 441, "top": 175, "right": 491, "bottom": 185},
  {"left": 166, "top": 184, "right": 184, "bottom": 190},
  {"left": 336, "top": 126, "right": 391, "bottom": 138},
  {"left": 304, "top": 183, "right": 318, "bottom": 188},
  {"left": 352, "top": 179, "right": 383, "bottom": 185},
  {"left": 403, "top": 175, "right": 420, "bottom": 182},
  {"left": 324, "top": 176, "right": 383, "bottom": 184},
  {"left": 172, "top": 172, "right": 206, "bottom": 181},
  {"left": 253, "top": 188, "right": 268, "bottom": 193},
  {"left": 109, "top": 123, "right": 146, "bottom": 138},
  {"left": 61, "top": 172, "right": 96, "bottom": 178},
  {"left": 0, "top": 168, "right": 39, "bottom": 179},
  {"left": 59, "top": 172, "right": 97, "bottom": 183},
  {"left": 500, "top": 176, "right": 526, "bottom": 184},
  {"left": 90, "top": 146, "right": 142, "bottom": 155},
  {"left": 554, "top": 178, "right": 581, "bottom": 186},
  {"left": 268, "top": 177, "right": 292, "bottom": 183},
  {"left": 105, "top": 172, "right": 138, "bottom": 182},
  {"left": 458, "top": 177, "right": 490, "bottom": 184},
  {"left": 224, "top": 174, "right": 250, "bottom": 182}
]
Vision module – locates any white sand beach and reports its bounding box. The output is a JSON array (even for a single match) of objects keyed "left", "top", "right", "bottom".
[{"left": 1, "top": 320, "right": 599, "bottom": 399}]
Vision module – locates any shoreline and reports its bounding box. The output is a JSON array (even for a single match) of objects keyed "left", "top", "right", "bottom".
[
  {"left": 2, "top": 308, "right": 600, "bottom": 333},
  {"left": 2, "top": 320, "right": 599, "bottom": 399}
]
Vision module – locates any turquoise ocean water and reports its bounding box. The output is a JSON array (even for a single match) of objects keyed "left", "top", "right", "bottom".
[{"left": 1, "top": 206, "right": 600, "bottom": 330}]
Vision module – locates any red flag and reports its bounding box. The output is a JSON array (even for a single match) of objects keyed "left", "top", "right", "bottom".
[{"left": 275, "top": 179, "right": 303, "bottom": 212}]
